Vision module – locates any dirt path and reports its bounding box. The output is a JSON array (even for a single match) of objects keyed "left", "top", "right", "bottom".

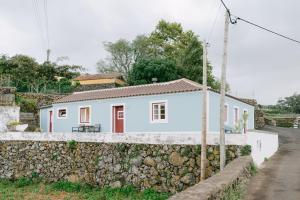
[{"left": 245, "top": 126, "right": 300, "bottom": 200}]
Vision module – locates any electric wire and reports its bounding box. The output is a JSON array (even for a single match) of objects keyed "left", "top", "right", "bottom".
[
  {"left": 220, "top": 0, "right": 300, "bottom": 45},
  {"left": 43, "top": 0, "right": 50, "bottom": 49}
]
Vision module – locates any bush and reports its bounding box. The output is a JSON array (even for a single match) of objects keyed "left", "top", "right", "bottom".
[
  {"left": 240, "top": 145, "right": 251, "bottom": 156},
  {"left": 67, "top": 140, "right": 77, "bottom": 150},
  {"left": 16, "top": 95, "right": 38, "bottom": 113}
]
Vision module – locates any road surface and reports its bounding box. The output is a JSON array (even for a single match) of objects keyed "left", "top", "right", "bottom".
[{"left": 245, "top": 126, "right": 300, "bottom": 200}]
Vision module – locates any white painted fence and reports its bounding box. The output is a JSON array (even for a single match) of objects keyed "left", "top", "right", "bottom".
[{"left": 0, "top": 130, "right": 278, "bottom": 166}]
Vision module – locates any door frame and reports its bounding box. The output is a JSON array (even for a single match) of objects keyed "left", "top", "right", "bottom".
[
  {"left": 110, "top": 103, "right": 126, "bottom": 133},
  {"left": 48, "top": 108, "right": 54, "bottom": 132}
]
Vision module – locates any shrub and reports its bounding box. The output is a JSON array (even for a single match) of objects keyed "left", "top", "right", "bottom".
[
  {"left": 240, "top": 145, "right": 251, "bottom": 156},
  {"left": 67, "top": 140, "right": 77, "bottom": 150},
  {"left": 16, "top": 95, "right": 38, "bottom": 113}
]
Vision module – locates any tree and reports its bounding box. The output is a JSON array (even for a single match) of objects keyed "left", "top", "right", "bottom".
[
  {"left": 128, "top": 58, "right": 178, "bottom": 85},
  {"left": 0, "top": 54, "right": 83, "bottom": 94},
  {"left": 97, "top": 39, "right": 134, "bottom": 79},
  {"left": 276, "top": 93, "right": 300, "bottom": 114},
  {"left": 97, "top": 20, "right": 225, "bottom": 89}
]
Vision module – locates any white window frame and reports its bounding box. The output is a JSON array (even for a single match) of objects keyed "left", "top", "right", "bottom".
[
  {"left": 78, "top": 105, "right": 91, "bottom": 125},
  {"left": 149, "top": 100, "right": 168, "bottom": 123},
  {"left": 57, "top": 107, "right": 68, "bottom": 119},
  {"left": 224, "top": 103, "right": 229, "bottom": 124},
  {"left": 233, "top": 106, "right": 240, "bottom": 125}
]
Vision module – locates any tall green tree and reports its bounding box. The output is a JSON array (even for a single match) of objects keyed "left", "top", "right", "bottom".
[
  {"left": 128, "top": 58, "right": 178, "bottom": 85},
  {"left": 97, "top": 20, "right": 223, "bottom": 89}
]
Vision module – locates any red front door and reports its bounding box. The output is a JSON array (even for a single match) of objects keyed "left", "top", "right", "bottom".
[
  {"left": 113, "top": 106, "right": 124, "bottom": 133},
  {"left": 49, "top": 110, "right": 53, "bottom": 132}
]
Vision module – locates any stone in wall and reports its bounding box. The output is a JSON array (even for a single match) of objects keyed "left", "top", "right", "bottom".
[{"left": 0, "top": 141, "right": 242, "bottom": 193}]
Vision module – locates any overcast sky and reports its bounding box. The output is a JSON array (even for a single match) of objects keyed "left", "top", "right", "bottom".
[{"left": 1, "top": 0, "right": 299, "bottom": 105}]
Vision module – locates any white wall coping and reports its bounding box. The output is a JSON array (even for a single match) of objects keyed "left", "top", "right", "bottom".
[
  {"left": 0, "top": 131, "right": 247, "bottom": 145},
  {"left": 0, "top": 130, "right": 278, "bottom": 166}
]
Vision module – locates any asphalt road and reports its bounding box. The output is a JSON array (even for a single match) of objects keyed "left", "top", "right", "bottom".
[{"left": 245, "top": 126, "right": 300, "bottom": 200}]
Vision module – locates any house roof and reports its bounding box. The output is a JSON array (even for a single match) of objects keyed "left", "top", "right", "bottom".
[
  {"left": 55, "top": 78, "right": 203, "bottom": 104},
  {"left": 54, "top": 78, "right": 254, "bottom": 106},
  {"left": 74, "top": 72, "right": 123, "bottom": 81}
]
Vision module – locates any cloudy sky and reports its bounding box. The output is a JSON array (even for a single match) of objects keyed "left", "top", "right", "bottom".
[{"left": 1, "top": 0, "right": 299, "bottom": 104}]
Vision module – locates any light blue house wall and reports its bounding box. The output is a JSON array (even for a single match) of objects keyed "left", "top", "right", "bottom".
[
  {"left": 208, "top": 91, "right": 255, "bottom": 132},
  {"left": 40, "top": 90, "right": 254, "bottom": 133}
]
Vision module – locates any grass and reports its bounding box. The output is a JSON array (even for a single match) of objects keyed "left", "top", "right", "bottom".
[
  {"left": 0, "top": 179, "right": 169, "bottom": 200},
  {"left": 222, "top": 183, "right": 245, "bottom": 200}
]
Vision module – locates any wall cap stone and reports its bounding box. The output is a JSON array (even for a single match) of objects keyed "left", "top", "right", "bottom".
[{"left": 169, "top": 156, "right": 253, "bottom": 200}]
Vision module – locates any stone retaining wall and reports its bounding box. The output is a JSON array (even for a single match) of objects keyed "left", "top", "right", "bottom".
[
  {"left": 0, "top": 140, "right": 243, "bottom": 193},
  {"left": 169, "top": 156, "right": 253, "bottom": 199}
]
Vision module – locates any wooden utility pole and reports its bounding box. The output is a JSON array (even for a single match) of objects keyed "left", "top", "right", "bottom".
[
  {"left": 200, "top": 41, "right": 208, "bottom": 181},
  {"left": 220, "top": 11, "right": 230, "bottom": 171}
]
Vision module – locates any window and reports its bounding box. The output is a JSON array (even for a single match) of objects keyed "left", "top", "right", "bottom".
[
  {"left": 234, "top": 107, "right": 239, "bottom": 124},
  {"left": 117, "top": 111, "right": 124, "bottom": 119},
  {"left": 150, "top": 101, "right": 168, "bottom": 123},
  {"left": 57, "top": 108, "right": 67, "bottom": 119},
  {"left": 224, "top": 104, "right": 228, "bottom": 123},
  {"left": 80, "top": 106, "right": 90, "bottom": 124}
]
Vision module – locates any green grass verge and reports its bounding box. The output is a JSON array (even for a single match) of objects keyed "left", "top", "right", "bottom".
[{"left": 0, "top": 179, "right": 169, "bottom": 200}]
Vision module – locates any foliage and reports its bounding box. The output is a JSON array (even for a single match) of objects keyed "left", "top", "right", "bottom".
[
  {"left": 250, "top": 163, "right": 257, "bottom": 176},
  {"left": 97, "top": 20, "right": 223, "bottom": 89},
  {"left": 0, "top": 54, "right": 83, "bottom": 94},
  {"left": 276, "top": 93, "right": 300, "bottom": 114},
  {"left": 51, "top": 181, "right": 92, "bottom": 193},
  {"left": 264, "top": 93, "right": 300, "bottom": 115},
  {"left": 7, "top": 121, "right": 21, "bottom": 126},
  {"left": 0, "top": 179, "right": 169, "bottom": 200},
  {"left": 97, "top": 39, "right": 134, "bottom": 80},
  {"left": 15, "top": 94, "right": 38, "bottom": 113},
  {"left": 67, "top": 140, "right": 77, "bottom": 150},
  {"left": 128, "top": 58, "right": 178, "bottom": 85},
  {"left": 240, "top": 145, "right": 251, "bottom": 156},
  {"left": 223, "top": 182, "right": 245, "bottom": 200}
]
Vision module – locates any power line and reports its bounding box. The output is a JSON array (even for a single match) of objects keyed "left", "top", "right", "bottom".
[
  {"left": 33, "top": 0, "right": 46, "bottom": 47},
  {"left": 43, "top": 0, "right": 50, "bottom": 49},
  {"left": 220, "top": 0, "right": 300, "bottom": 45},
  {"left": 207, "top": 2, "right": 222, "bottom": 43},
  {"left": 235, "top": 16, "right": 300, "bottom": 44}
]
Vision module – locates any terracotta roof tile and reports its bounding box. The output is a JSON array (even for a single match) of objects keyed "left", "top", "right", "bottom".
[
  {"left": 74, "top": 73, "right": 123, "bottom": 81},
  {"left": 55, "top": 78, "right": 202, "bottom": 104}
]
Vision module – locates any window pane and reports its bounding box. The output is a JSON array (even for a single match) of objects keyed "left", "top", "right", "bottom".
[
  {"left": 58, "top": 109, "right": 66, "bottom": 117},
  {"left": 161, "top": 114, "right": 165, "bottom": 119},
  {"left": 153, "top": 114, "right": 159, "bottom": 120},
  {"left": 86, "top": 108, "right": 90, "bottom": 122},
  {"left": 80, "top": 108, "right": 85, "bottom": 122}
]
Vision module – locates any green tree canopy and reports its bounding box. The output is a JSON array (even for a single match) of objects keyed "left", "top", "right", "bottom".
[
  {"left": 0, "top": 54, "right": 83, "bottom": 94},
  {"left": 277, "top": 93, "right": 300, "bottom": 114},
  {"left": 128, "top": 58, "right": 178, "bottom": 85},
  {"left": 97, "top": 20, "right": 223, "bottom": 90}
]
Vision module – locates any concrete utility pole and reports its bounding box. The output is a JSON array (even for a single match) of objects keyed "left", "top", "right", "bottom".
[
  {"left": 220, "top": 11, "right": 230, "bottom": 171},
  {"left": 46, "top": 49, "right": 51, "bottom": 62},
  {"left": 200, "top": 41, "right": 208, "bottom": 181}
]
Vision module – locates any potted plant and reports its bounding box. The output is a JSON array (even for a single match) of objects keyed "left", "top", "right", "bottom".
[{"left": 6, "top": 121, "right": 21, "bottom": 131}]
